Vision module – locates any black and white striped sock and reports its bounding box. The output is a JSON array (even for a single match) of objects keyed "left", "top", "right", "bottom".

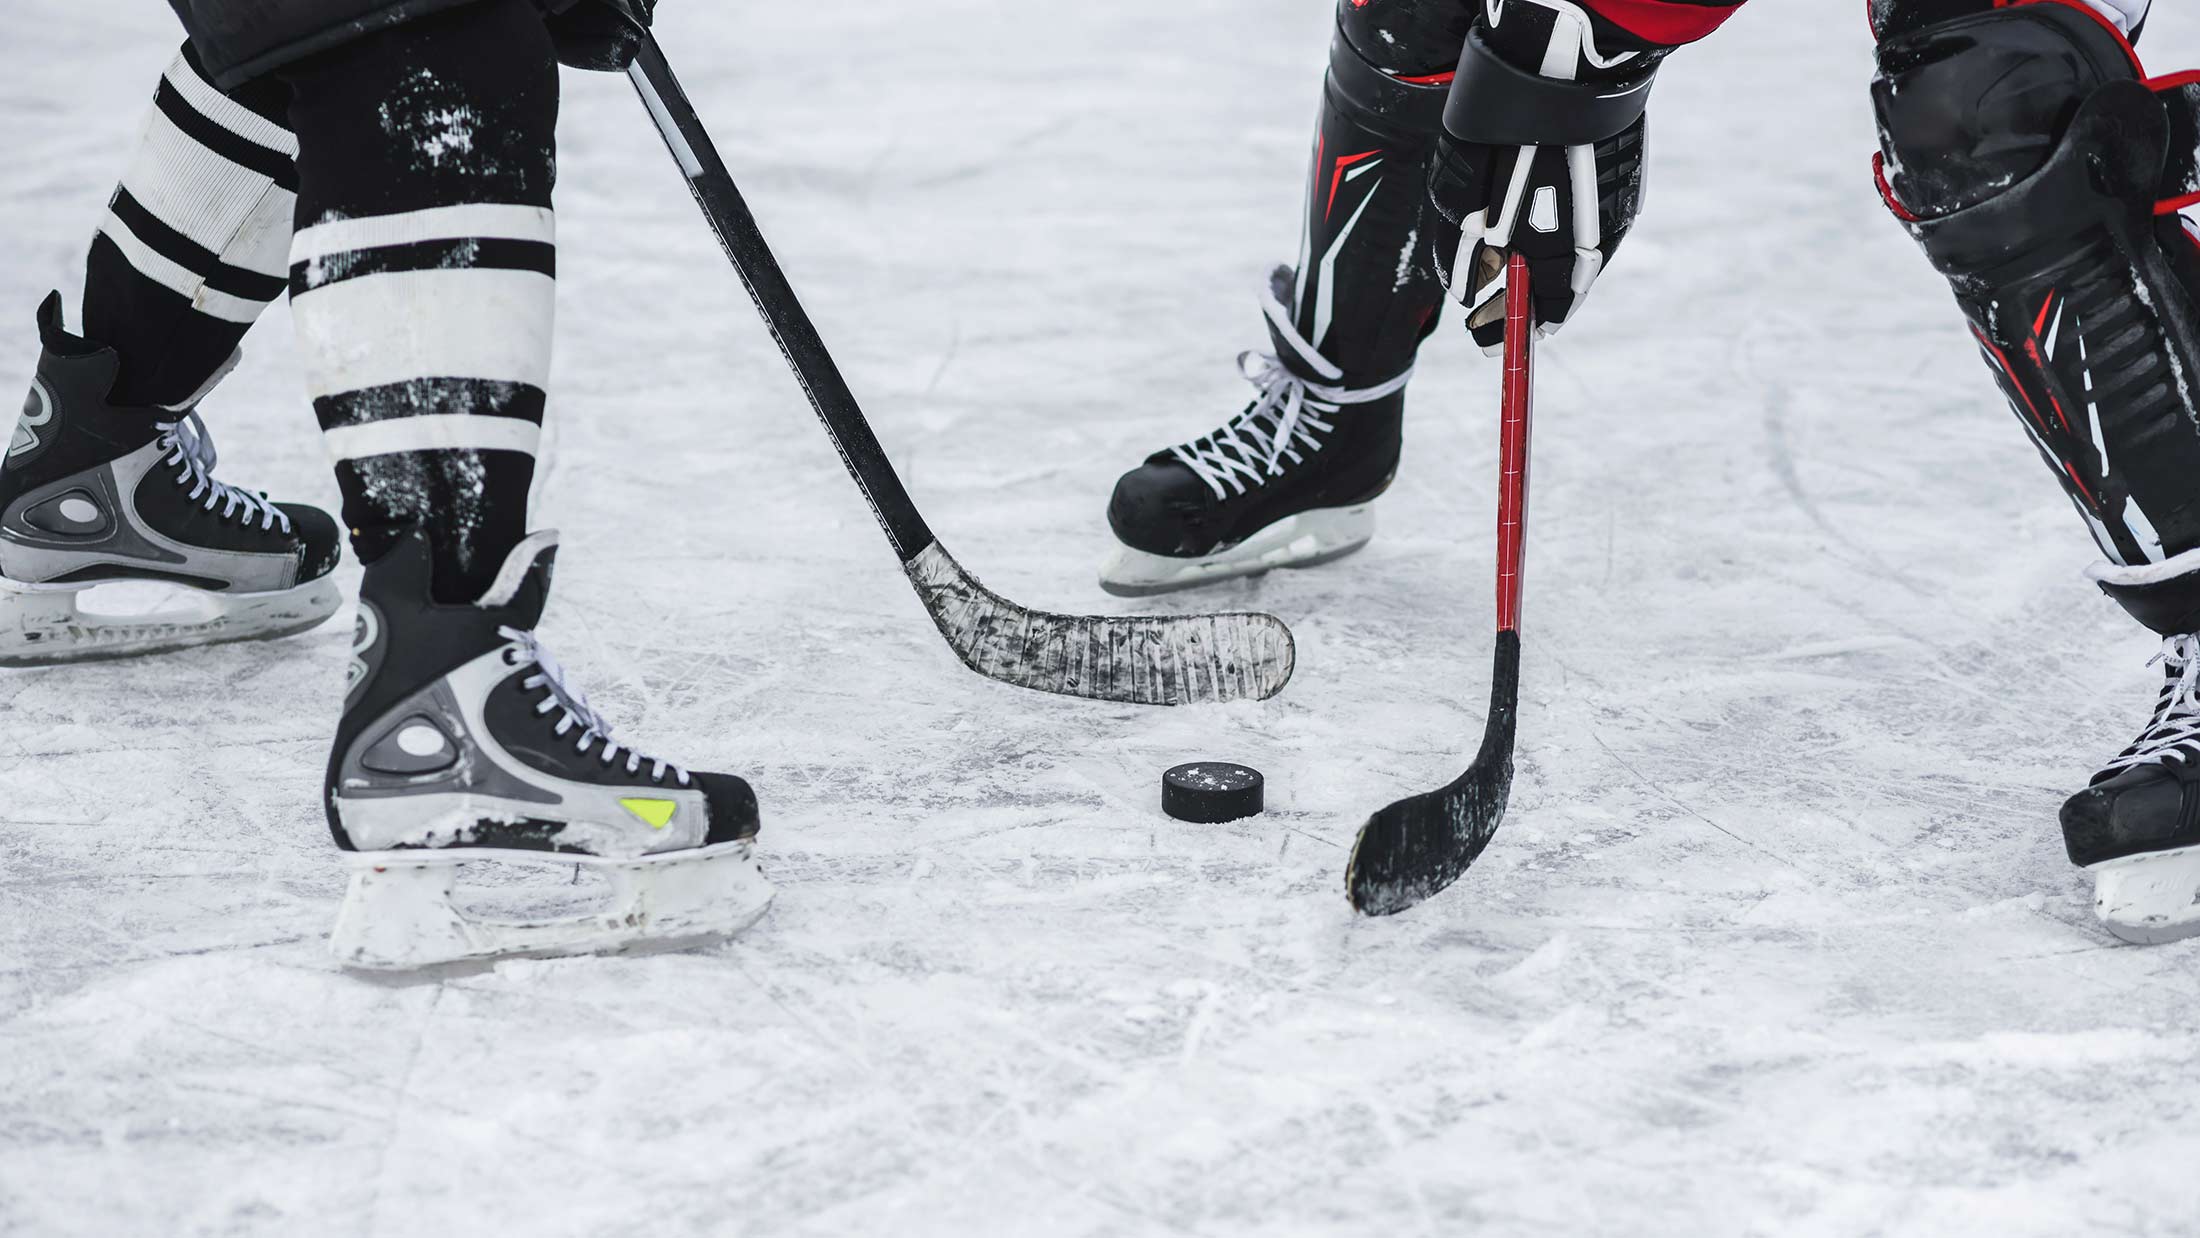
[
  {"left": 290, "top": 202, "right": 556, "bottom": 593},
  {"left": 82, "top": 46, "right": 295, "bottom": 408},
  {"left": 279, "top": 0, "right": 561, "bottom": 602}
]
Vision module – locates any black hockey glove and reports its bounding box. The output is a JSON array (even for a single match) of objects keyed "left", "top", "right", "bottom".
[
  {"left": 540, "top": 0, "right": 655, "bottom": 72},
  {"left": 1426, "top": 0, "right": 1665, "bottom": 350}
]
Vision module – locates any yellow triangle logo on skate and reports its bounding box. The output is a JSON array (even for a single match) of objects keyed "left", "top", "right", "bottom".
[{"left": 620, "top": 798, "right": 677, "bottom": 830}]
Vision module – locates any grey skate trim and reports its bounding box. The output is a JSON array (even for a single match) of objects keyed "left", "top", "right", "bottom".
[
  {"left": 0, "top": 440, "right": 299, "bottom": 592},
  {"left": 1099, "top": 505, "right": 1378, "bottom": 598},
  {"left": 907, "top": 539, "right": 1296, "bottom": 706},
  {"left": 9, "top": 375, "right": 55, "bottom": 461},
  {"left": 476, "top": 529, "right": 559, "bottom": 608},
  {"left": 334, "top": 647, "right": 711, "bottom": 855},
  {"left": 2087, "top": 545, "right": 2200, "bottom": 588},
  {"left": 345, "top": 602, "right": 383, "bottom": 702},
  {"left": 21, "top": 489, "right": 115, "bottom": 539},
  {"left": 0, "top": 573, "right": 340, "bottom": 667}
]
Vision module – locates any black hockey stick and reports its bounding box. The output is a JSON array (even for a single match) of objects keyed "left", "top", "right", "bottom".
[
  {"left": 626, "top": 38, "right": 1294, "bottom": 705},
  {"left": 1346, "top": 254, "right": 1533, "bottom": 914}
]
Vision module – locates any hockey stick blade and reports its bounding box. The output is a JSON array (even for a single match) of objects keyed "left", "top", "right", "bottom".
[
  {"left": 1346, "top": 254, "right": 1535, "bottom": 914},
  {"left": 909, "top": 544, "right": 1294, "bottom": 705},
  {"left": 628, "top": 38, "right": 1295, "bottom": 705},
  {"left": 1347, "top": 631, "right": 1517, "bottom": 913}
]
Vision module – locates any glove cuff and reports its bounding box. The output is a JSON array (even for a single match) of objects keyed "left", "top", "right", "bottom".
[{"left": 1442, "top": 26, "right": 1657, "bottom": 146}]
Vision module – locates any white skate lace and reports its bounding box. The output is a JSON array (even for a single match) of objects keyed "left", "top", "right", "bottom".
[
  {"left": 499, "top": 626, "right": 691, "bottom": 785},
  {"left": 155, "top": 412, "right": 293, "bottom": 533},
  {"left": 1168, "top": 293, "right": 1411, "bottom": 502},
  {"left": 2103, "top": 634, "right": 2200, "bottom": 772}
]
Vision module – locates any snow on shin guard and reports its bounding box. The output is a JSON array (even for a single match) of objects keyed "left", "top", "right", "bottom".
[{"left": 1874, "top": 0, "right": 2200, "bottom": 574}]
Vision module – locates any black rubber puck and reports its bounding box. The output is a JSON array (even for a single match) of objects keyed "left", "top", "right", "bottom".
[{"left": 1162, "top": 762, "right": 1265, "bottom": 823}]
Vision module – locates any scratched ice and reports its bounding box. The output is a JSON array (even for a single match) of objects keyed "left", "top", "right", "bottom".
[{"left": 4, "top": 3, "right": 2200, "bottom": 1235}]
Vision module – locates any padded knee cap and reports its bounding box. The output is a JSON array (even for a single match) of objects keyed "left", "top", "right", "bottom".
[
  {"left": 1874, "top": 2, "right": 2138, "bottom": 217},
  {"left": 1328, "top": 0, "right": 1469, "bottom": 137}
]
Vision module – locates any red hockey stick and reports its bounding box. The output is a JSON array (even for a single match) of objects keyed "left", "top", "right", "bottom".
[{"left": 1346, "top": 252, "right": 1533, "bottom": 915}]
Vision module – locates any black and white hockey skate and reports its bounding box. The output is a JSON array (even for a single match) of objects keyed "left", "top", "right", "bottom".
[
  {"left": 0, "top": 294, "right": 341, "bottom": 665},
  {"left": 327, "top": 526, "right": 772, "bottom": 969},
  {"left": 2061, "top": 628, "right": 2200, "bottom": 944},
  {"left": 1100, "top": 267, "right": 1409, "bottom": 597},
  {"left": 2055, "top": 555, "right": 2200, "bottom": 944}
]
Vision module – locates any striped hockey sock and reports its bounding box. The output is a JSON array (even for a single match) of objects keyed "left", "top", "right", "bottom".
[
  {"left": 278, "top": 0, "right": 561, "bottom": 603},
  {"left": 82, "top": 46, "right": 295, "bottom": 408}
]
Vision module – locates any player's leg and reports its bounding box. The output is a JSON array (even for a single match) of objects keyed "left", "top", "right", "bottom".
[
  {"left": 275, "top": 0, "right": 768, "bottom": 968},
  {"left": 1098, "top": 0, "right": 1466, "bottom": 596},
  {"left": 1872, "top": 0, "right": 2200, "bottom": 941},
  {"left": 0, "top": 48, "right": 342, "bottom": 664}
]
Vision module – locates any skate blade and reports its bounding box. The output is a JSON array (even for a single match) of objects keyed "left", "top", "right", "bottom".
[
  {"left": 1098, "top": 505, "right": 1375, "bottom": 598},
  {"left": 329, "top": 839, "right": 775, "bottom": 971},
  {"left": 0, "top": 576, "right": 341, "bottom": 667},
  {"left": 2089, "top": 845, "right": 2200, "bottom": 945}
]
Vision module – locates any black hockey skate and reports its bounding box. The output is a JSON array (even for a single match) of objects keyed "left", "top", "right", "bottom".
[
  {"left": 2058, "top": 558, "right": 2200, "bottom": 943},
  {"left": 0, "top": 293, "right": 341, "bottom": 665},
  {"left": 1100, "top": 267, "right": 1408, "bottom": 597},
  {"left": 326, "top": 526, "right": 771, "bottom": 969}
]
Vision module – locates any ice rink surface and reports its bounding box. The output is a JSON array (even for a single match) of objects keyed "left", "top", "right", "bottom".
[{"left": 7, "top": 3, "right": 2200, "bottom": 1235}]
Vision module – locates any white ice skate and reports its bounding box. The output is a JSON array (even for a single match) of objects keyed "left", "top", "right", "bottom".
[
  {"left": 1, "top": 296, "right": 341, "bottom": 665},
  {"left": 326, "top": 528, "right": 772, "bottom": 970}
]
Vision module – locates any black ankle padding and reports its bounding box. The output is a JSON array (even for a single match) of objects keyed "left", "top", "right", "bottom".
[
  {"left": 34, "top": 293, "right": 100, "bottom": 360},
  {"left": 4, "top": 295, "right": 164, "bottom": 501},
  {"left": 334, "top": 526, "right": 555, "bottom": 836},
  {"left": 1873, "top": 4, "right": 2137, "bottom": 218},
  {"left": 2099, "top": 568, "right": 2200, "bottom": 636}
]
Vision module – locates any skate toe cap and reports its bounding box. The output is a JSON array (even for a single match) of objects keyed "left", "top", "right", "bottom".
[
  {"left": 2062, "top": 764, "right": 2194, "bottom": 866},
  {"left": 279, "top": 502, "right": 344, "bottom": 582},
  {"left": 697, "top": 773, "right": 761, "bottom": 844},
  {"left": 2061, "top": 785, "right": 2121, "bottom": 864},
  {"left": 1107, "top": 462, "right": 1217, "bottom": 557}
]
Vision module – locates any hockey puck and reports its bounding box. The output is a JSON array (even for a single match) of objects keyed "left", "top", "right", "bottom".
[{"left": 1162, "top": 762, "right": 1265, "bottom": 823}]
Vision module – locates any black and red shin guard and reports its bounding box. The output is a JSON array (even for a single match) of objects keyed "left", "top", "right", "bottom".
[
  {"left": 1874, "top": 0, "right": 2200, "bottom": 610},
  {"left": 1287, "top": 0, "right": 1470, "bottom": 387}
]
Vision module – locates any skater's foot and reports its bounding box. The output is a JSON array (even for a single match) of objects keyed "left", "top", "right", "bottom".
[
  {"left": 327, "top": 527, "right": 770, "bottom": 969},
  {"left": 2060, "top": 557, "right": 2200, "bottom": 943},
  {"left": 0, "top": 294, "right": 341, "bottom": 665},
  {"left": 1100, "top": 267, "right": 1407, "bottom": 597},
  {"left": 2062, "top": 630, "right": 2200, "bottom": 943}
]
